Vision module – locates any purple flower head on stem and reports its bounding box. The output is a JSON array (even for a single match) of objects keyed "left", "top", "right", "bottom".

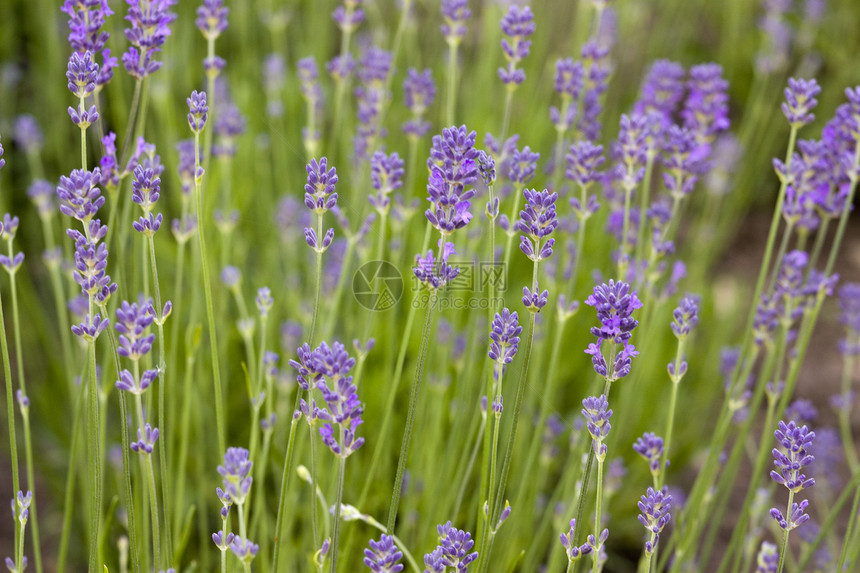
[
  {"left": 477, "top": 151, "right": 496, "bottom": 187},
  {"left": 671, "top": 296, "right": 699, "bottom": 339},
  {"left": 414, "top": 240, "right": 460, "bottom": 290},
  {"left": 115, "top": 368, "right": 157, "bottom": 395},
  {"left": 304, "top": 157, "right": 338, "bottom": 213},
  {"left": 13, "top": 115, "right": 43, "bottom": 154},
  {"left": 554, "top": 58, "right": 585, "bottom": 100},
  {"left": 115, "top": 299, "right": 155, "bottom": 359},
  {"left": 635, "top": 60, "right": 686, "bottom": 126},
  {"left": 363, "top": 534, "right": 404, "bottom": 572},
  {"left": 72, "top": 313, "right": 109, "bottom": 341},
  {"left": 782, "top": 78, "right": 821, "bottom": 127},
  {"left": 489, "top": 308, "right": 522, "bottom": 365},
  {"left": 582, "top": 395, "right": 612, "bottom": 457},
  {"left": 498, "top": 5, "right": 535, "bottom": 86},
  {"left": 516, "top": 189, "right": 558, "bottom": 261},
  {"left": 770, "top": 499, "right": 811, "bottom": 532},
  {"left": 425, "top": 126, "right": 479, "bottom": 235},
  {"left": 637, "top": 487, "right": 672, "bottom": 553},
  {"left": 559, "top": 518, "right": 593, "bottom": 561},
  {"left": 441, "top": 0, "right": 470, "bottom": 45},
  {"left": 662, "top": 125, "right": 703, "bottom": 197},
  {"left": 212, "top": 530, "right": 235, "bottom": 551},
  {"left": 522, "top": 283, "right": 549, "bottom": 312},
  {"left": 130, "top": 423, "right": 159, "bottom": 454},
  {"left": 197, "top": 0, "right": 229, "bottom": 39},
  {"left": 333, "top": 1, "right": 366, "bottom": 33},
  {"left": 770, "top": 420, "right": 815, "bottom": 493},
  {"left": 585, "top": 280, "right": 643, "bottom": 345},
  {"left": 566, "top": 141, "right": 605, "bottom": 186},
  {"left": 122, "top": 0, "right": 177, "bottom": 79},
  {"left": 229, "top": 536, "right": 259, "bottom": 563},
  {"left": 67, "top": 51, "right": 99, "bottom": 99},
  {"left": 682, "top": 63, "right": 730, "bottom": 144},
  {"left": 426, "top": 521, "right": 478, "bottom": 571},
  {"left": 508, "top": 146, "right": 539, "bottom": 186},
  {"left": 187, "top": 90, "right": 208, "bottom": 133},
  {"left": 256, "top": 287, "right": 273, "bottom": 317},
  {"left": 218, "top": 447, "right": 253, "bottom": 504},
  {"left": 371, "top": 152, "right": 405, "bottom": 194},
  {"left": 634, "top": 432, "right": 666, "bottom": 475}
]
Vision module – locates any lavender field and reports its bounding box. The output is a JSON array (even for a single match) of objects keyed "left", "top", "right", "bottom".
[{"left": 0, "top": 0, "right": 860, "bottom": 571}]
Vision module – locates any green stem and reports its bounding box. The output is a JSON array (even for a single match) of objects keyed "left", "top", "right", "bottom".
[
  {"left": 500, "top": 89, "right": 514, "bottom": 144},
  {"left": 775, "top": 491, "right": 794, "bottom": 573},
  {"left": 193, "top": 130, "right": 226, "bottom": 454},
  {"left": 446, "top": 43, "right": 458, "bottom": 125},
  {"left": 87, "top": 342, "right": 101, "bottom": 573},
  {"left": 271, "top": 390, "right": 304, "bottom": 571},
  {"left": 386, "top": 292, "right": 436, "bottom": 533},
  {"left": 329, "top": 450, "right": 347, "bottom": 573},
  {"left": 591, "top": 455, "right": 605, "bottom": 573},
  {"left": 658, "top": 338, "right": 686, "bottom": 489}
]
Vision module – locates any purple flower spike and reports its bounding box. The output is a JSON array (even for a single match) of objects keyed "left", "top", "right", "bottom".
[
  {"left": 414, "top": 241, "right": 461, "bottom": 290},
  {"left": 637, "top": 487, "right": 672, "bottom": 553},
  {"left": 516, "top": 189, "right": 558, "bottom": 261},
  {"left": 782, "top": 78, "right": 821, "bottom": 127},
  {"left": 304, "top": 158, "right": 338, "bottom": 213},
  {"left": 187, "top": 90, "right": 208, "bottom": 133},
  {"left": 522, "top": 283, "right": 549, "bottom": 312},
  {"left": 229, "top": 536, "right": 259, "bottom": 563},
  {"left": 671, "top": 296, "right": 699, "bottom": 339},
  {"left": 682, "top": 63, "right": 730, "bottom": 143},
  {"left": 425, "top": 522, "right": 478, "bottom": 571},
  {"left": 498, "top": 5, "right": 535, "bottom": 86},
  {"left": 508, "top": 146, "right": 540, "bottom": 186},
  {"left": 197, "top": 0, "right": 229, "bottom": 40},
  {"left": 67, "top": 51, "right": 99, "bottom": 99},
  {"left": 72, "top": 313, "right": 110, "bottom": 341},
  {"left": 130, "top": 423, "right": 159, "bottom": 454},
  {"left": 566, "top": 141, "right": 605, "bottom": 186},
  {"left": 218, "top": 447, "right": 253, "bottom": 504},
  {"left": 582, "top": 395, "right": 612, "bottom": 457},
  {"left": 560, "top": 518, "right": 593, "bottom": 562},
  {"left": 122, "top": 0, "right": 177, "bottom": 79},
  {"left": 403, "top": 68, "right": 436, "bottom": 137},
  {"left": 770, "top": 420, "right": 815, "bottom": 493},
  {"left": 555, "top": 58, "right": 585, "bottom": 100},
  {"left": 13, "top": 115, "right": 43, "bottom": 154},
  {"left": 371, "top": 152, "right": 405, "bottom": 194},
  {"left": 57, "top": 169, "right": 105, "bottom": 222},
  {"left": 585, "top": 280, "right": 643, "bottom": 345},
  {"left": 212, "top": 530, "right": 235, "bottom": 551},
  {"left": 633, "top": 432, "right": 666, "bottom": 475},
  {"left": 363, "top": 534, "right": 404, "bottom": 572},
  {"left": 755, "top": 541, "right": 778, "bottom": 572},
  {"left": 635, "top": 60, "right": 686, "bottom": 126},
  {"left": 441, "top": 0, "right": 470, "bottom": 45},
  {"left": 838, "top": 283, "right": 860, "bottom": 355},
  {"left": 425, "top": 126, "right": 479, "bottom": 235},
  {"left": 115, "top": 299, "right": 156, "bottom": 360},
  {"left": 489, "top": 308, "right": 522, "bottom": 365},
  {"left": 770, "top": 499, "right": 811, "bottom": 532},
  {"left": 333, "top": 1, "right": 365, "bottom": 33},
  {"left": 662, "top": 125, "right": 702, "bottom": 197}
]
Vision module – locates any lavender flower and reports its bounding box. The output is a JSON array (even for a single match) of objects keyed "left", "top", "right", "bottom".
[
  {"left": 364, "top": 534, "right": 404, "bottom": 572},
  {"left": 187, "top": 90, "right": 208, "bottom": 133},
  {"left": 0, "top": 136, "right": 4, "bottom": 171},
  {"left": 498, "top": 5, "right": 535, "bottom": 86},
  {"left": 838, "top": 283, "right": 860, "bottom": 355},
  {"left": 582, "top": 395, "right": 612, "bottom": 458},
  {"left": 755, "top": 541, "right": 779, "bottom": 573},
  {"left": 218, "top": 447, "right": 253, "bottom": 504},
  {"left": 333, "top": 0, "right": 365, "bottom": 33},
  {"left": 71, "top": 313, "right": 109, "bottom": 341},
  {"left": 424, "top": 522, "right": 478, "bottom": 572},
  {"left": 515, "top": 189, "right": 558, "bottom": 261},
  {"left": 212, "top": 530, "right": 235, "bottom": 551},
  {"left": 370, "top": 152, "right": 405, "bottom": 210},
  {"left": 13, "top": 115, "right": 43, "bottom": 154},
  {"left": 770, "top": 420, "right": 815, "bottom": 493},
  {"left": 304, "top": 158, "right": 338, "bottom": 253},
  {"left": 770, "top": 499, "right": 811, "bottom": 532},
  {"left": 638, "top": 487, "right": 672, "bottom": 553},
  {"left": 66, "top": 52, "right": 100, "bottom": 127},
  {"left": 559, "top": 518, "right": 593, "bottom": 561},
  {"left": 635, "top": 60, "right": 686, "bottom": 127},
  {"left": 115, "top": 299, "right": 155, "bottom": 360},
  {"left": 584, "top": 280, "right": 642, "bottom": 379},
  {"left": 197, "top": 0, "right": 229, "bottom": 40},
  {"left": 122, "top": 0, "right": 177, "bottom": 79},
  {"left": 782, "top": 78, "right": 821, "bottom": 127},
  {"left": 550, "top": 58, "right": 584, "bottom": 130},
  {"left": 671, "top": 296, "right": 699, "bottom": 339},
  {"left": 441, "top": 0, "right": 470, "bottom": 46},
  {"left": 662, "top": 124, "right": 702, "bottom": 197},
  {"left": 62, "top": 0, "right": 117, "bottom": 89},
  {"left": 522, "top": 284, "right": 549, "bottom": 312},
  {"left": 229, "top": 536, "right": 259, "bottom": 564},
  {"left": 130, "top": 423, "right": 159, "bottom": 454},
  {"left": 579, "top": 41, "right": 612, "bottom": 141},
  {"left": 115, "top": 368, "right": 157, "bottom": 395},
  {"left": 414, "top": 241, "right": 461, "bottom": 291},
  {"left": 131, "top": 165, "right": 162, "bottom": 235},
  {"left": 488, "top": 308, "right": 522, "bottom": 366},
  {"left": 566, "top": 141, "right": 605, "bottom": 186},
  {"left": 682, "top": 63, "right": 730, "bottom": 144},
  {"left": 403, "top": 68, "right": 436, "bottom": 137},
  {"left": 633, "top": 432, "right": 666, "bottom": 475},
  {"left": 425, "top": 126, "right": 479, "bottom": 235}
]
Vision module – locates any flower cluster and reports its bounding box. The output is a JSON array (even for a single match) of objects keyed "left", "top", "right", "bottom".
[
  {"left": 498, "top": 5, "right": 535, "bottom": 86},
  {"left": 582, "top": 395, "right": 612, "bottom": 459},
  {"left": 66, "top": 51, "right": 100, "bottom": 127},
  {"left": 638, "top": 487, "right": 672, "bottom": 554},
  {"left": 354, "top": 46, "right": 393, "bottom": 161},
  {"left": 769, "top": 420, "right": 815, "bottom": 531},
  {"left": 423, "top": 521, "right": 478, "bottom": 572},
  {"left": 425, "top": 125, "right": 479, "bottom": 235},
  {"left": 364, "top": 534, "right": 404, "bottom": 572},
  {"left": 62, "top": 0, "right": 117, "bottom": 91},
  {"left": 414, "top": 241, "right": 461, "bottom": 291},
  {"left": 633, "top": 432, "right": 666, "bottom": 478},
  {"left": 488, "top": 308, "right": 522, "bottom": 375},
  {"left": 369, "top": 151, "right": 405, "bottom": 214},
  {"left": 515, "top": 189, "right": 558, "bottom": 262},
  {"left": 559, "top": 518, "right": 592, "bottom": 562},
  {"left": 584, "top": 280, "right": 643, "bottom": 380},
  {"left": 403, "top": 68, "right": 436, "bottom": 138},
  {"left": 303, "top": 158, "right": 338, "bottom": 253},
  {"left": 333, "top": 0, "right": 364, "bottom": 34},
  {"left": 441, "top": 0, "right": 470, "bottom": 46},
  {"left": 122, "top": 0, "right": 177, "bottom": 80}
]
